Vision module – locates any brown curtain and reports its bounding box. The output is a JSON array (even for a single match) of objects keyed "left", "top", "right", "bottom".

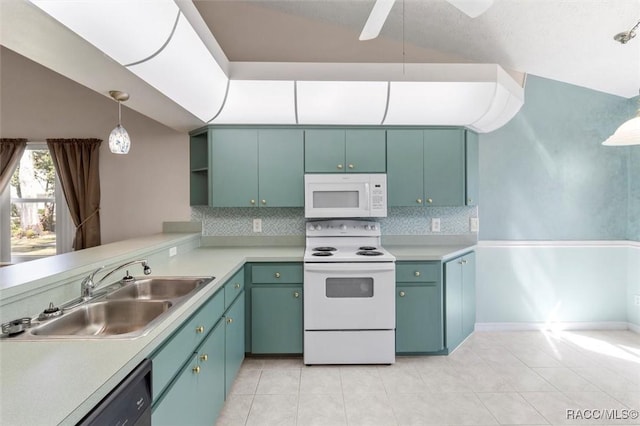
[
  {"left": 0, "top": 138, "right": 27, "bottom": 193},
  {"left": 47, "top": 138, "right": 102, "bottom": 250}
]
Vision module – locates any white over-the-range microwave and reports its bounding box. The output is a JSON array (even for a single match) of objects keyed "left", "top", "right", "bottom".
[{"left": 304, "top": 173, "right": 387, "bottom": 218}]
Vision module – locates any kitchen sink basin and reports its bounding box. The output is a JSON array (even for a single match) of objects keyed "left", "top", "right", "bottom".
[
  {"left": 30, "top": 300, "right": 172, "bottom": 337},
  {"left": 106, "top": 277, "right": 210, "bottom": 301}
]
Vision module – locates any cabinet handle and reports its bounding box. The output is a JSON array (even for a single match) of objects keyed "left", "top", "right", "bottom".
[
  {"left": 234, "top": 283, "right": 241, "bottom": 289},
  {"left": 414, "top": 271, "right": 421, "bottom": 277},
  {"left": 250, "top": 199, "right": 256, "bottom": 205},
  {"left": 337, "top": 164, "right": 343, "bottom": 170},
  {"left": 416, "top": 198, "right": 422, "bottom": 204},
  {"left": 458, "top": 260, "right": 463, "bottom": 265},
  {"left": 467, "top": 198, "right": 473, "bottom": 203},
  {"left": 261, "top": 199, "right": 266, "bottom": 205},
  {"left": 227, "top": 317, "right": 233, "bottom": 324},
  {"left": 274, "top": 272, "right": 281, "bottom": 278},
  {"left": 195, "top": 326, "right": 205, "bottom": 334},
  {"left": 192, "top": 365, "right": 201, "bottom": 374},
  {"left": 462, "top": 259, "right": 468, "bottom": 264},
  {"left": 200, "top": 354, "right": 208, "bottom": 362},
  {"left": 427, "top": 198, "right": 433, "bottom": 204},
  {"left": 399, "top": 291, "right": 406, "bottom": 297},
  {"left": 348, "top": 164, "right": 354, "bottom": 169},
  {"left": 293, "top": 291, "right": 300, "bottom": 298}
]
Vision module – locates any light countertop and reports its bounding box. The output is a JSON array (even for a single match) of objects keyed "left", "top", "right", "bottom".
[{"left": 0, "top": 239, "right": 474, "bottom": 426}]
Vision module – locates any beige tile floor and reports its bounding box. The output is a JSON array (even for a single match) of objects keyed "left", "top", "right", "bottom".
[{"left": 216, "top": 330, "right": 640, "bottom": 426}]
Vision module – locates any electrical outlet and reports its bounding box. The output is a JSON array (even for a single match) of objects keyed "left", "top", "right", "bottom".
[
  {"left": 470, "top": 217, "right": 479, "bottom": 233},
  {"left": 169, "top": 246, "right": 177, "bottom": 257},
  {"left": 634, "top": 295, "right": 640, "bottom": 306},
  {"left": 253, "top": 218, "right": 262, "bottom": 233},
  {"left": 431, "top": 218, "right": 441, "bottom": 232}
]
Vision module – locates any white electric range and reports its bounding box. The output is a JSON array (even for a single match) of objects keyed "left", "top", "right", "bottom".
[{"left": 303, "top": 219, "right": 396, "bottom": 365}]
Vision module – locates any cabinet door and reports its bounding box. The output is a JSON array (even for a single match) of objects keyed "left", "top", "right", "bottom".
[
  {"left": 210, "top": 129, "right": 258, "bottom": 207},
  {"left": 345, "top": 129, "right": 386, "bottom": 172},
  {"left": 423, "top": 129, "right": 465, "bottom": 206},
  {"left": 396, "top": 284, "right": 443, "bottom": 353},
  {"left": 251, "top": 286, "right": 303, "bottom": 354},
  {"left": 152, "top": 354, "right": 199, "bottom": 426},
  {"left": 225, "top": 292, "right": 245, "bottom": 396},
  {"left": 465, "top": 131, "right": 479, "bottom": 206},
  {"left": 445, "top": 258, "right": 463, "bottom": 351},
  {"left": 304, "top": 129, "right": 345, "bottom": 172},
  {"left": 386, "top": 130, "right": 424, "bottom": 207},
  {"left": 197, "top": 320, "right": 226, "bottom": 426},
  {"left": 461, "top": 253, "right": 476, "bottom": 338},
  {"left": 258, "top": 129, "right": 304, "bottom": 207}
]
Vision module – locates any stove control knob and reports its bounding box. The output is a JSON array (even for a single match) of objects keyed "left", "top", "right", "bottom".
[
  {"left": 316, "top": 225, "right": 322, "bottom": 231},
  {"left": 340, "top": 224, "right": 347, "bottom": 231}
]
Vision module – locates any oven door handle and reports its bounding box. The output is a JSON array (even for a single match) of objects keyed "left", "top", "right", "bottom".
[{"left": 304, "top": 263, "right": 395, "bottom": 273}]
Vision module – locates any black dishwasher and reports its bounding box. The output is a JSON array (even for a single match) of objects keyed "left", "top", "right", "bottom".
[{"left": 77, "top": 359, "right": 152, "bottom": 426}]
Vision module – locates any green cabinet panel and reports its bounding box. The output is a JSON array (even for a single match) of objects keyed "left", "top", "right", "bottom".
[
  {"left": 304, "top": 129, "right": 345, "bottom": 172},
  {"left": 224, "top": 268, "right": 245, "bottom": 310},
  {"left": 345, "top": 129, "right": 386, "bottom": 172},
  {"left": 465, "top": 131, "right": 479, "bottom": 206},
  {"left": 225, "top": 292, "right": 245, "bottom": 396},
  {"left": 386, "top": 130, "right": 424, "bottom": 207},
  {"left": 396, "top": 261, "right": 440, "bottom": 283},
  {"left": 423, "top": 129, "right": 465, "bottom": 206},
  {"left": 251, "top": 263, "right": 303, "bottom": 284},
  {"left": 152, "top": 319, "right": 225, "bottom": 426},
  {"left": 258, "top": 129, "right": 304, "bottom": 207},
  {"left": 251, "top": 286, "right": 303, "bottom": 354},
  {"left": 210, "top": 129, "right": 259, "bottom": 207},
  {"left": 444, "top": 252, "right": 476, "bottom": 352},
  {"left": 396, "top": 284, "right": 443, "bottom": 353}
]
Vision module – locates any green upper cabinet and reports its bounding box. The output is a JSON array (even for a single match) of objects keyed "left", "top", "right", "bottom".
[
  {"left": 258, "top": 129, "right": 304, "bottom": 207},
  {"left": 208, "top": 128, "right": 304, "bottom": 208},
  {"left": 465, "top": 131, "right": 479, "bottom": 206},
  {"left": 304, "top": 129, "right": 386, "bottom": 173},
  {"left": 387, "top": 128, "right": 473, "bottom": 207},
  {"left": 424, "top": 129, "right": 465, "bottom": 207},
  {"left": 210, "top": 129, "right": 259, "bottom": 207},
  {"left": 189, "top": 129, "right": 211, "bottom": 206},
  {"left": 386, "top": 130, "right": 424, "bottom": 207}
]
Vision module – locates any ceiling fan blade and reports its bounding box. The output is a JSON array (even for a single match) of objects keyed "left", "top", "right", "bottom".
[
  {"left": 359, "top": 0, "right": 396, "bottom": 41},
  {"left": 447, "top": 0, "right": 494, "bottom": 18}
]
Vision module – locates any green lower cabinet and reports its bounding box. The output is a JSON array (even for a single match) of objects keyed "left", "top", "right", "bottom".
[
  {"left": 396, "top": 284, "right": 444, "bottom": 353},
  {"left": 225, "top": 292, "right": 245, "bottom": 396},
  {"left": 251, "top": 286, "right": 303, "bottom": 354},
  {"left": 152, "top": 319, "right": 225, "bottom": 426},
  {"left": 444, "top": 252, "right": 476, "bottom": 352}
]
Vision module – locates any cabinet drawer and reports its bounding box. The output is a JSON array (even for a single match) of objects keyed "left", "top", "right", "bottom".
[
  {"left": 224, "top": 268, "right": 245, "bottom": 309},
  {"left": 251, "top": 263, "right": 303, "bottom": 284},
  {"left": 396, "top": 262, "right": 440, "bottom": 283},
  {"left": 152, "top": 290, "right": 224, "bottom": 400}
]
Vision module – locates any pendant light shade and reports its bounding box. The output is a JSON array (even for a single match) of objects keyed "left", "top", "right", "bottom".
[
  {"left": 602, "top": 109, "right": 640, "bottom": 146},
  {"left": 108, "top": 90, "right": 131, "bottom": 154}
]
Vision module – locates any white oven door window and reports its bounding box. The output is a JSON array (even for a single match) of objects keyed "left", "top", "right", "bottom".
[{"left": 304, "top": 263, "right": 395, "bottom": 330}]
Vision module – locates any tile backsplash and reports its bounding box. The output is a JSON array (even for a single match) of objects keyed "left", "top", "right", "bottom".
[{"left": 192, "top": 206, "right": 478, "bottom": 236}]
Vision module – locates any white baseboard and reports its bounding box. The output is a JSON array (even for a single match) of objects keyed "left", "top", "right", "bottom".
[{"left": 475, "top": 322, "right": 632, "bottom": 332}]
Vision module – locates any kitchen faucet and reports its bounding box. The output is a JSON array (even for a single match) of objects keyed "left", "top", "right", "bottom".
[{"left": 80, "top": 259, "right": 151, "bottom": 300}]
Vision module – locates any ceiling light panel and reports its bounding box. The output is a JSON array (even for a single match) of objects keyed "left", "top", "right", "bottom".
[
  {"left": 30, "top": 0, "right": 178, "bottom": 65},
  {"left": 296, "top": 81, "right": 388, "bottom": 125},
  {"left": 127, "top": 15, "right": 228, "bottom": 122},
  {"left": 384, "top": 82, "right": 497, "bottom": 125},
  {"left": 213, "top": 80, "right": 296, "bottom": 124}
]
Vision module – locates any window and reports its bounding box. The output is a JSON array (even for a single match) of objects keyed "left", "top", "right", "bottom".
[{"left": 0, "top": 143, "right": 73, "bottom": 264}]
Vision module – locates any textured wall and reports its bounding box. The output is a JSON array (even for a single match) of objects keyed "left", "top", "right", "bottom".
[
  {"left": 479, "top": 75, "right": 631, "bottom": 240},
  {"left": 193, "top": 206, "right": 478, "bottom": 236}
]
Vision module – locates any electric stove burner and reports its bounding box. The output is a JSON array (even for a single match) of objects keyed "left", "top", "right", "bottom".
[
  {"left": 356, "top": 250, "right": 383, "bottom": 256},
  {"left": 313, "top": 247, "right": 337, "bottom": 252},
  {"left": 312, "top": 252, "right": 334, "bottom": 257},
  {"left": 359, "top": 246, "right": 377, "bottom": 251}
]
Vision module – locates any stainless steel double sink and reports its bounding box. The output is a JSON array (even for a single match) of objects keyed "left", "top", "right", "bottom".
[{"left": 21, "top": 277, "right": 214, "bottom": 339}]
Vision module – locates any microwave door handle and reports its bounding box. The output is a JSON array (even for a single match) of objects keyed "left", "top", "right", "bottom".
[{"left": 364, "top": 183, "right": 370, "bottom": 211}]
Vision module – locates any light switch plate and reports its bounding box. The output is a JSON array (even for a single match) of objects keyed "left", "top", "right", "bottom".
[
  {"left": 470, "top": 218, "right": 479, "bottom": 233},
  {"left": 431, "top": 218, "right": 441, "bottom": 232},
  {"left": 253, "top": 218, "right": 262, "bottom": 233}
]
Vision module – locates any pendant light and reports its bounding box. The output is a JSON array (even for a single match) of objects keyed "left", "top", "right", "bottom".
[
  {"left": 603, "top": 20, "right": 640, "bottom": 146},
  {"left": 108, "top": 90, "right": 131, "bottom": 154}
]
